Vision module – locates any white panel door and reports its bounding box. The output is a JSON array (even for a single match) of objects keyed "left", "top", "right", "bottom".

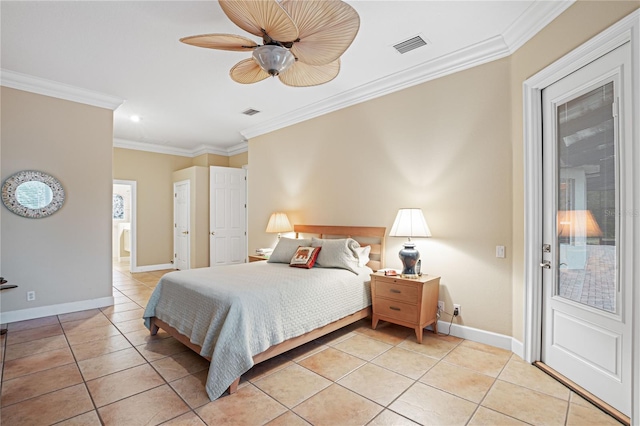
[
  {"left": 173, "top": 180, "right": 190, "bottom": 270},
  {"left": 210, "top": 166, "right": 246, "bottom": 266},
  {"left": 541, "top": 43, "right": 632, "bottom": 415}
]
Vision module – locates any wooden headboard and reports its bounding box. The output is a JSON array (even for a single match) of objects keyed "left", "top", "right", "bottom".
[{"left": 293, "top": 225, "right": 386, "bottom": 271}]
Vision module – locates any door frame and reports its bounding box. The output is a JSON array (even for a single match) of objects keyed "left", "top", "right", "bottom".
[
  {"left": 113, "top": 179, "right": 138, "bottom": 273},
  {"left": 173, "top": 179, "right": 191, "bottom": 270},
  {"left": 522, "top": 10, "right": 639, "bottom": 422}
]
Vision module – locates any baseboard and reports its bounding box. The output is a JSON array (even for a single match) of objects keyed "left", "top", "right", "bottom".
[
  {"left": 431, "top": 320, "right": 520, "bottom": 353},
  {"left": 0, "top": 296, "right": 114, "bottom": 324},
  {"left": 511, "top": 338, "right": 524, "bottom": 358},
  {"left": 130, "top": 263, "right": 174, "bottom": 273}
]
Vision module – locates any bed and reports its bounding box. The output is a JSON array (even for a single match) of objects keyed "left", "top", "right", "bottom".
[{"left": 143, "top": 224, "right": 386, "bottom": 401}]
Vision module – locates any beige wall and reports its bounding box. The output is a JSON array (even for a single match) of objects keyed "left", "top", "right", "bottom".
[
  {"left": 508, "top": 0, "right": 639, "bottom": 341},
  {"left": 172, "top": 166, "right": 210, "bottom": 268},
  {"left": 229, "top": 152, "right": 248, "bottom": 169},
  {"left": 113, "top": 148, "right": 192, "bottom": 266},
  {"left": 250, "top": 58, "right": 514, "bottom": 335},
  {"left": 249, "top": 1, "right": 638, "bottom": 338},
  {"left": 1, "top": 88, "right": 113, "bottom": 314},
  {"left": 192, "top": 153, "right": 229, "bottom": 168}
]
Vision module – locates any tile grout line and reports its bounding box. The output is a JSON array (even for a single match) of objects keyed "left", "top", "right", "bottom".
[
  {"left": 461, "top": 356, "right": 502, "bottom": 426},
  {"left": 365, "top": 335, "right": 464, "bottom": 425},
  {"left": 283, "top": 329, "right": 463, "bottom": 425},
  {"left": 59, "top": 321, "right": 102, "bottom": 426},
  {"left": 0, "top": 314, "right": 98, "bottom": 423},
  {"left": 105, "top": 273, "right": 206, "bottom": 425}
]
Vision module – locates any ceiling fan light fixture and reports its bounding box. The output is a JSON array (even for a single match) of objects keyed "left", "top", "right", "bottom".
[{"left": 252, "top": 45, "right": 295, "bottom": 77}]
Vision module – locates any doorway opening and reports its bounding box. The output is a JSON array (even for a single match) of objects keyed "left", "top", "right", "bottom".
[{"left": 113, "top": 180, "right": 137, "bottom": 273}]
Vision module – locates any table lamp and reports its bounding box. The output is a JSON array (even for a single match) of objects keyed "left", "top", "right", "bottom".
[
  {"left": 557, "top": 210, "right": 603, "bottom": 239},
  {"left": 389, "top": 208, "right": 431, "bottom": 278},
  {"left": 266, "top": 212, "right": 293, "bottom": 239}
]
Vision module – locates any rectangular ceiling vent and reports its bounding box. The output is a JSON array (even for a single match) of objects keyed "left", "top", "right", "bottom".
[
  {"left": 242, "top": 108, "right": 261, "bottom": 116},
  {"left": 393, "top": 35, "right": 427, "bottom": 54}
]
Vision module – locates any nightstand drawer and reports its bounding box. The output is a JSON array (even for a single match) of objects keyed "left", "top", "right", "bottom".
[
  {"left": 371, "top": 272, "right": 441, "bottom": 344},
  {"left": 374, "top": 280, "right": 419, "bottom": 303},
  {"left": 373, "top": 298, "right": 418, "bottom": 322}
]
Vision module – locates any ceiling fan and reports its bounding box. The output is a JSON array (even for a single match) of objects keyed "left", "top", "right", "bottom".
[{"left": 180, "top": 0, "right": 360, "bottom": 87}]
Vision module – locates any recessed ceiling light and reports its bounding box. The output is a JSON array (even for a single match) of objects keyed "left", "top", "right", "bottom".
[{"left": 130, "top": 115, "right": 141, "bottom": 122}]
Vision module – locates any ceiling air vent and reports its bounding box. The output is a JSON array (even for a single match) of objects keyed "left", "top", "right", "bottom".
[
  {"left": 242, "top": 108, "right": 261, "bottom": 116},
  {"left": 393, "top": 35, "right": 427, "bottom": 54}
]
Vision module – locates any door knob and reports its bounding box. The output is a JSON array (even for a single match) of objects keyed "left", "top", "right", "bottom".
[
  {"left": 182, "top": 231, "right": 189, "bottom": 235},
  {"left": 540, "top": 260, "right": 551, "bottom": 269}
]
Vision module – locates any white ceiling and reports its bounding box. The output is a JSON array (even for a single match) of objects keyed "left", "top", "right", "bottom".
[{"left": 1, "top": 1, "right": 572, "bottom": 156}]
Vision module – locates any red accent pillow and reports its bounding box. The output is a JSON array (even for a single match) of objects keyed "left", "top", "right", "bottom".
[{"left": 289, "top": 246, "right": 321, "bottom": 269}]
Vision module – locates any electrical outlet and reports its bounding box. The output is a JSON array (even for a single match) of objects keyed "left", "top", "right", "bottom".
[
  {"left": 27, "top": 291, "right": 36, "bottom": 301},
  {"left": 453, "top": 304, "right": 461, "bottom": 316},
  {"left": 437, "top": 301, "right": 445, "bottom": 312}
]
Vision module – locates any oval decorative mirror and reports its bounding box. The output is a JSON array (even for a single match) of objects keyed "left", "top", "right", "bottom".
[{"left": 2, "top": 170, "right": 65, "bottom": 218}]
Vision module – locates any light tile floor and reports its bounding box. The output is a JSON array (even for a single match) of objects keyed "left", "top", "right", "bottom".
[{"left": 0, "top": 261, "right": 624, "bottom": 425}]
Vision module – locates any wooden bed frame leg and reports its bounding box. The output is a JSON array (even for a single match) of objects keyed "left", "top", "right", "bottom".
[
  {"left": 150, "top": 323, "right": 159, "bottom": 336},
  {"left": 228, "top": 377, "right": 240, "bottom": 394}
]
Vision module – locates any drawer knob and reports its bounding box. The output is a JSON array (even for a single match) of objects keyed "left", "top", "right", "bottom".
[
  {"left": 389, "top": 306, "right": 401, "bottom": 311},
  {"left": 390, "top": 289, "right": 401, "bottom": 294}
]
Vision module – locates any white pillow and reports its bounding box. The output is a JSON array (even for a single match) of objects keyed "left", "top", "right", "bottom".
[
  {"left": 267, "top": 237, "right": 312, "bottom": 263},
  {"left": 355, "top": 245, "right": 371, "bottom": 267},
  {"left": 311, "top": 237, "right": 360, "bottom": 274}
]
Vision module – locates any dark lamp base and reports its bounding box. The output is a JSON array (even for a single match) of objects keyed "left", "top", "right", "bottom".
[{"left": 398, "top": 242, "right": 420, "bottom": 279}]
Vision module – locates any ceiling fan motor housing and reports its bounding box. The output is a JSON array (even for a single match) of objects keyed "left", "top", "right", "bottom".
[{"left": 252, "top": 45, "right": 295, "bottom": 76}]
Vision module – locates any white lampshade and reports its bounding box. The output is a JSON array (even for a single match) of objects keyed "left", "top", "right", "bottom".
[
  {"left": 266, "top": 212, "right": 293, "bottom": 237},
  {"left": 389, "top": 208, "right": 432, "bottom": 239},
  {"left": 252, "top": 45, "right": 295, "bottom": 77}
]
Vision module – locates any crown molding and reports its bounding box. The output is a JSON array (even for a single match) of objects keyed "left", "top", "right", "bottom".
[
  {"left": 241, "top": 0, "right": 574, "bottom": 140},
  {"left": 113, "top": 138, "right": 247, "bottom": 157},
  {"left": 190, "top": 141, "right": 248, "bottom": 157},
  {"left": 226, "top": 142, "right": 249, "bottom": 156},
  {"left": 502, "top": 0, "right": 575, "bottom": 54},
  {"left": 242, "top": 35, "right": 510, "bottom": 139},
  {"left": 0, "top": 69, "right": 124, "bottom": 110},
  {"left": 114, "top": 138, "right": 195, "bottom": 157}
]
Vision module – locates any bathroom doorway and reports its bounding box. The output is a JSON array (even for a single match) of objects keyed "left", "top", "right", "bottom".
[{"left": 113, "top": 180, "right": 137, "bottom": 273}]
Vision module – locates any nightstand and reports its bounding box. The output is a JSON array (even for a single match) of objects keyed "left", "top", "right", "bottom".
[
  {"left": 370, "top": 272, "right": 441, "bottom": 344},
  {"left": 248, "top": 255, "right": 269, "bottom": 262}
]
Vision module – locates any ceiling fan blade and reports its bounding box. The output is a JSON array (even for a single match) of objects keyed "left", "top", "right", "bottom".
[
  {"left": 180, "top": 34, "right": 258, "bottom": 51},
  {"left": 230, "top": 58, "right": 270, "bottom": 84},
  {"left": 219, "top": 0, "right": 298, "bottom": 42},
  {"left": 282, "top": 0, "right": 359, "bottom": 66},
  {"left": 278, "top": 59, "right": 340, "bottom": 87}
]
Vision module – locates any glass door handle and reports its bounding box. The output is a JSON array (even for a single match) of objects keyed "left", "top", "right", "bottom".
[{"left": 540, "top": 260, "right": 551, "bottom": 269}]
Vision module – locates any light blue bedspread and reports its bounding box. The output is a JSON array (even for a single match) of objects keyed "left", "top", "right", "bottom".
[{"left": 143, "top": 262, "right": 371, "bottom": 400}]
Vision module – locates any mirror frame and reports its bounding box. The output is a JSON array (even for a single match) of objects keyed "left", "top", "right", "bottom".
[{"left": 2, "top": 170, "right": 65, "bottom": 218}]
